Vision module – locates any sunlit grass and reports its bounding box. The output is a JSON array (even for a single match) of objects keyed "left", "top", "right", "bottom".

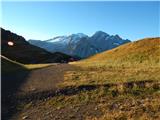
[
  {"left": 1, "top": 55, "right": 55, "bottom": 74},
  {"left": 59, "top": 65, "right": 160, "bottom": 88},
  {"left": 64, "top": 38, "right": 160, "bottom": 88},
  {"left": 24, "top": 63, "right": 53, "bottom": 70}
]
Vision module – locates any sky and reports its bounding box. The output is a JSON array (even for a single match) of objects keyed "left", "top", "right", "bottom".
[{"left": 1, "top": 1, "right": 160, "bottom": 41}]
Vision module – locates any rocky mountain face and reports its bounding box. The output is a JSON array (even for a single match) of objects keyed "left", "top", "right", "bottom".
[
  {"left": 1, "top": 28, "right": 78, "bottom": 64},
  {"left": 29, "top": 31, "right": 130, "bottom": 58}
]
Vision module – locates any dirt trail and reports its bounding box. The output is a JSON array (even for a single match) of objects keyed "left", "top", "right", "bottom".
[
  {"left": 2, "top": 63, "right": 78, "bottom": 120},
  {"left": 18, "top": 64, "right": 77, "bottom": 94}
]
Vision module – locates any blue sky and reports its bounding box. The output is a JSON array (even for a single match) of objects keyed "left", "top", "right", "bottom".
[{"left": 1, "top": 1, "right": 160, "bottom": 41}]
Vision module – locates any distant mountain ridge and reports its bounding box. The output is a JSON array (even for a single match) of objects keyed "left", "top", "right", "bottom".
[{"left": 29, "top": 31, "right": 130, "bottom": 58}]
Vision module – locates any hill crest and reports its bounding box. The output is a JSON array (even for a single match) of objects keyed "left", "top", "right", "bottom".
[{"left": 73, "top": 37, "right": 160, "bottom": 66}]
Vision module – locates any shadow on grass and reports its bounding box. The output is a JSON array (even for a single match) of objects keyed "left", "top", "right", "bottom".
[
  {"left": 17, "top": 80, "right": 159, "bottom": 103},
  {"left": 1, "top": 57, "right": 30, "bottom": 120}
]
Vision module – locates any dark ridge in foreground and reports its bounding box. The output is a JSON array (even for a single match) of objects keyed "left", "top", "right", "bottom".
[{"left": 1, "top": 28, "right": 79, "bottom": 64}]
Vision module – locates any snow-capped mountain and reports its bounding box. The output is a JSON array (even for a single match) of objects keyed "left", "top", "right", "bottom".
[{"left": 28, "top": 31, "right": 130, "bottom": 58}]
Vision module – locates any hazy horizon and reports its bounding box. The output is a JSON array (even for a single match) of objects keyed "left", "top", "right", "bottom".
[{"left": 1, "top": 1, "right": 160, "bottom": 41}]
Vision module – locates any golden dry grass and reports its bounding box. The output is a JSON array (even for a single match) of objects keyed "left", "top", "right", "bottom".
[
  {"left": 63, "top": 38, "right": 160, "bottom": 87},
  {"left": 51, "top": 38, "right": 160, "bottom": 120},
  {"left": 60, "top": 66, "right": 160, "bottom": 88}
]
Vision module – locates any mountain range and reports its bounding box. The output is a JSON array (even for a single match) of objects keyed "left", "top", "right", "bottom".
[{"left": 29, "top": 31, "right": 131, "bottom": 58}]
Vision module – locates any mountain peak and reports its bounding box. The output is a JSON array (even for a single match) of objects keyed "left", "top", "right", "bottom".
[
  {"left": 114, "top": 34, "right": 122, "bottom": 40},
  {"left": 70, "top": 33, "right": 88, "bottom": 38},
  {"left": 94, "top": 31, "right": 109, "bottom": 36}
]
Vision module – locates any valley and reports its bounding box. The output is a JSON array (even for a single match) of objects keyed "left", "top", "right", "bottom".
[{"left": 1, "top": 35, "right": 160, "bottom": 120}]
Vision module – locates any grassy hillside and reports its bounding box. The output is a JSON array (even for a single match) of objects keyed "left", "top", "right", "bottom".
[
  {"left": 53, "top": 38, "right": 159, "bottom": 120},
  {"left": 61, "top": 38, "right": 160, "bottom": 86},
  {"left": 72, "top": 37, "right": 160, "bottom": 67}
]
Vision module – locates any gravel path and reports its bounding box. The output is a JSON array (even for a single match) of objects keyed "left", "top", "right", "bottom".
[{"left": 18, "top": 64, "right": 77, "bottom": 94}]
